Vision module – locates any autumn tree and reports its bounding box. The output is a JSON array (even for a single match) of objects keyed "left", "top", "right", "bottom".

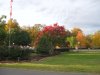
[
  {"left": 5, "top": 19, "right": 20, "bottom": 31},
  {"left": 66, "top": 30, "right": 72, "bottom": 37},
  {"left": 35, "top": 23, "right": 66, "bottom": 54},
  {"left": 71, "top": 28, "right": 82, "bottom": 36},
  {"left": 92, "top": 31, "right": 100, "bottom": 48},
  {"left": 42, "top": 23, "right": 66, "bottom": 47},
  {"left": 25, "top": 24, "right": 44, "bottom": 46},
  {"left": 71, "top": 28, "right": 87, "bottom": 48},
  {"left": 76, "top": 31, "right": 87, "bottom": 48},
  {"left": 85, "top": 35, "right": 93, "bottom": 48}
]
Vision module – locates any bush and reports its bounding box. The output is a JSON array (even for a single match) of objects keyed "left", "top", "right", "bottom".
[
  {"left": 0, "top": 46, "right": 9, "bottom": 60},
  {"left": 0, "top": 46, "right": 33, "bottom": 61},
  {"left": 36, "top": 36, "right": 52, "bottom": 55}
]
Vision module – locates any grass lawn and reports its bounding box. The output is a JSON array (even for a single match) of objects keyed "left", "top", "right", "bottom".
[{"left": 0, "top": 49, "right": 100, "bottom": 73}]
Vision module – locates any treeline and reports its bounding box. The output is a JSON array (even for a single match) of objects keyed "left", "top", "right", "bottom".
[{"left": 0, "top": 15, "right": 100, "bottom": 57}]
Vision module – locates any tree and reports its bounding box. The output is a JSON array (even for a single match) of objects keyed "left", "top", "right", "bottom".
[
  {"left": 4, "top": 19, "right": 20, "bottom": 46},
  {"left": 71, "top": 28, "right": 82, "bottom": 36},
  {"left": 35, "top": 23, "right": 66, "bottom": 54},
  {"left": 92, "top": 31, "right": 100, "bottom": 48},
  {"left": 42, "top": 23, "right": 66, "bottom": 47},
  {"left": 13, "top": 30, "right": 31, "bottom": 46},
  {"left": 85, "top": 35, "right": 93, "bottom": 48},
  {"left": 0, "top": 28, "right": 6, "bottom": 45},
  {"left": 0, "top": 15, "right": 6, "bottom": 29},
  {"left": 25, "top": 24, "right": 44, "bottom": 46},
  {"left": 71, "top": 28, "right": 87, "bottom": 48},
  {"left": 5, "top": 19, "right": 20, "bottom": 31},
  {"left": 66, "top": 36, "right": 76, "bottom": 48},
  {"left": 36, "top": 36, "right": 52, "bottom": 54},
  {"left": 5, "top": 29, "right": 31, "bottom": 46},
  {"left": 76, "top": 31, "right": 87, "bottom": 48},
  {"left": 0, "top": 15, "right": 7, "bottom": 45},
  {"left": 66, "top": 30, "right": 72, "bottom": 37},
  {"left": 0, "top": 15, "right": 6, "bottom": 22}
]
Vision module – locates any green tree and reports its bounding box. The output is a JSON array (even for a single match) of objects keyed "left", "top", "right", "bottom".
[
  {"left": 5, "top": 29, "right": 31, "bottom": 46},
  {"left": 13, "top": 30, "right": 31, "bottom": 46},
  {"left": 66, "top": 36, "right": 76, "bottom": 48},
  {"left": 5, "top": 19, "right": 20, "bottom": 46},
  {"left": 0, "top": 15, "right": 7, "bottom": 45},
  {"left": 0, "top": 15, "right": 6, "bottom": 29},
  {"left": 0, "top": 28, "right": 6, "bottom": 45},
  {"left": 36, "top": 36, "right": 52, "bottom": 54}
]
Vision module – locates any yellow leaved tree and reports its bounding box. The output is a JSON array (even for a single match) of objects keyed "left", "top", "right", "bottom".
[
  {"left": 92, "top": 31, "right": 100, "bottom": 48},
  {"left": 5, "top": 19, "right": 20, "bottom": 31}
]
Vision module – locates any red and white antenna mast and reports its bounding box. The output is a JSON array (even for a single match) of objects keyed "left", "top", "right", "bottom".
[{"left": 10, "top": 0, "right": 13, "bottom": 19}]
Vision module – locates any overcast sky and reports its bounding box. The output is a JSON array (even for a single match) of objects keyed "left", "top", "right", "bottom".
[{"left": 0, "top": 0, "right": 100, "bottom": 34}]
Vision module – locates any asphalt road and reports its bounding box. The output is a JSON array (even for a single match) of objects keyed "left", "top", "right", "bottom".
[{"left": 0, "top": 68, "right": 99, "bottom": 75}]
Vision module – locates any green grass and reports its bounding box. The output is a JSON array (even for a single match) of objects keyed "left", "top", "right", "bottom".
[
  {"left": 38, "top": 51, "right": 100, "bottom": 65},
  {"left": 0, "top": 50, "right": 100, "bottom": 73}
]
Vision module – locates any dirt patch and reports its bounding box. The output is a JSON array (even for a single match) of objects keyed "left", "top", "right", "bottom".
[{"left": 0, "top": 55, "right": 50, "bottom": 63}]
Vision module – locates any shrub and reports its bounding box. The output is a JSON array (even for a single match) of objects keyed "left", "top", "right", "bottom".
[
  {"left": 36, "top": 36, "right": 52, "bottom": 55},
  {"left": 0, "top": 46, "right": 33, "bottom": 60},
  {"left": 0, "top": 46, "right": 9, "bottom": 60}
]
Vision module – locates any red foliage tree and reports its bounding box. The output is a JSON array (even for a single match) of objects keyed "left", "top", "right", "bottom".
[{"left": 34, "top": 23, "right": 66, "bottom": 47}]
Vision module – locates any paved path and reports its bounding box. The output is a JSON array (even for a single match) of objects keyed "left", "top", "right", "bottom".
[{"left": 0, "top": 68, "right": 99, "bottom": 75}]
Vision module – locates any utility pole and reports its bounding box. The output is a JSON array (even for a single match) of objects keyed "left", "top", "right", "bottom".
[{"left": 9, "top": 0, "right": 13, "bottom": 48}]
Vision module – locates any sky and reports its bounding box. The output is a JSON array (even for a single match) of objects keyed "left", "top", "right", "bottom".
[{"left": 0, "top": 0, "right": 100, "bottom": 34}]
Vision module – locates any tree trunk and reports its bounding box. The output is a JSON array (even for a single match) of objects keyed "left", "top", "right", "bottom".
[{"left": 49, "top": 42, "right": 54, "bottom": 55}]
